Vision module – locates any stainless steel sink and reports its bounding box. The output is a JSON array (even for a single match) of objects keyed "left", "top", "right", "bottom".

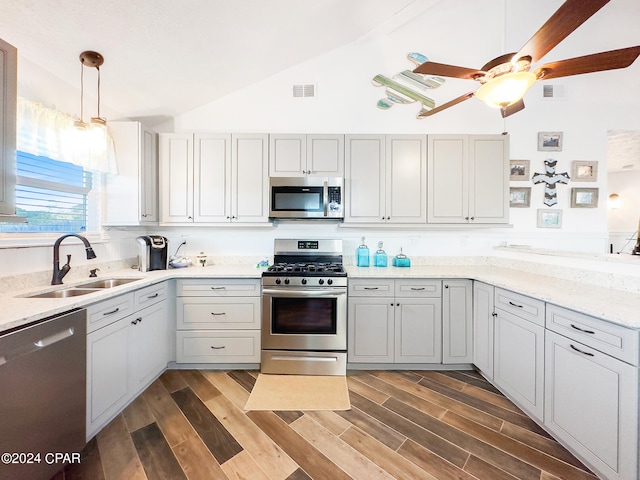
[
  {"left": 76, "top": 278, "right": 141, "bottom": 289},
  {"left": 26, "top": 288, "right": 100, "bottom": 299}
]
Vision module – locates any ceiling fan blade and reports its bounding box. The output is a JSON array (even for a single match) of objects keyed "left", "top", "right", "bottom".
[
  {"left": 533, "top": 46, "right": 640, "bottom": 80},
  {"left": 413, "top": 61, "right": 484, "bottom": 80},
  {"left": 514, "top": 0, "right": 610, "bottom": 64},
  {"left": 417, "top": 92, "right": 475, "bottom": 117},
  {"left": 501, "top": 99, "right": 525, "bottom": 118}
]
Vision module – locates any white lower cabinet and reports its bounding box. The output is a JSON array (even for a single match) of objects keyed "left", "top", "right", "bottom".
[
  {"left": 492, "top": 289, "right": 545, "bottom": 421},
  {"left": 472, "top": 281, "right": 495, "bottom": 379},
  {"left": 175, "top": 279, "right": 261, "bottom": 364},
  {"left": 442, "top": 280, "right": 473, "bottom": 364},
  {"left": 86, "top": 284, "right": 169, "bottom": 440},
  {"left": 544, "top": 306, "right": 639, "bottom": 480},
  {"left": 348, "top": 278, "right": 464, "bottom": 365}
]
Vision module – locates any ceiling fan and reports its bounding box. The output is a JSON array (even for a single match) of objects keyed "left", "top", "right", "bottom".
[{"left": 412, "top": 0, "right": 640, "bottom": 118}]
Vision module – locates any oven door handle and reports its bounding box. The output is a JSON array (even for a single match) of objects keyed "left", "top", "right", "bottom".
[{"left": 262, "top": 288, "right": 346, "bottom": 297}]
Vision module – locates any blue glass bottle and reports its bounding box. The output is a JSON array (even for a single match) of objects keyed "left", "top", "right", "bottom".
[
  {"left": 356, "top": 237, "right": 370, "bottom": 267},
  {"left": 374, "top": 241, "right": 387, "bottom": 267}
]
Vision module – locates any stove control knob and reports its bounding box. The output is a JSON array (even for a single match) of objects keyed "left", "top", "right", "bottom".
[
  {"left": 284, "top": 278, "right": 290, "bottom": 285},
  {"left": 327, "top": 279, "right": 333, "bottom": 285},
  {"left": 301, "top": 278, "right": 307, "bottom": 285},
  {"left": 275, "top": 278, "right": 281, "bottom": 285},
  {"left": 318, "top": 279, "right": 325, "bottom": 285}
]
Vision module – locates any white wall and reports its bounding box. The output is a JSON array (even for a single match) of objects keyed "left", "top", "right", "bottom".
[{"left": 163, "top": 0, "right": 639, "bottom": 256}]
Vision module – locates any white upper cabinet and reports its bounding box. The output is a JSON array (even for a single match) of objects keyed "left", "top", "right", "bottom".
[
  {"left": 345, "top": 134, "right": 426, "bottom": 224},
  {"left": 104, "top": 121, "right": 158, "bottom": 225},
  {"left": 428, "top": 134, "right": 509, "bottom": 224},
  {"left": 269, "top": 134, "right": 344, "bottom": 177},
  {"left": 0, "top": 38, "right": 17, "bottom": 216},
  {"left": 160, "top": 133, "right": 268, "bottom": 224}
]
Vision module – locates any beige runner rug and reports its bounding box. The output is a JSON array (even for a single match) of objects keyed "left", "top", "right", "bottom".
[{"left": 245, "top": 374, "right": 351, "bottom": 411}]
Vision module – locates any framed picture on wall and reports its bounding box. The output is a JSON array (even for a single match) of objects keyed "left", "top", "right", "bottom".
[
  {"left": 510, "top": 187, "right": 531, "bottom": 207},
  {"left": 571, "top": 188, "right": 599, "bottom": 208},
  {"left": 510, "top": 160, "right": 530, "bottom": 181},
  {"left": 571, "top": 161, "right": 598, "bottom": 182},
  {"left": 538, "top": 132, "right": 563, "bottom": 151},
  {"left": 537, "top": 209, "right": 563, "bottom": 228}
]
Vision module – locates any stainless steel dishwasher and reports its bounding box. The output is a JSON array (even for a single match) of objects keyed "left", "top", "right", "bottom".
[{"left": 0, "top": 308, "right": 86, "bottom": 480}]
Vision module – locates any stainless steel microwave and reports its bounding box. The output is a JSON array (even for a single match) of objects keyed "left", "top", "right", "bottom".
[{"left": 269, "top": 177, "right": 344, "bottom": 219}]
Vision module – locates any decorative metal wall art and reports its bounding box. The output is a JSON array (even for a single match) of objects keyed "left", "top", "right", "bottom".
[
  {"left": 372, "top": 52, "right": 445, "bottom": 118},
  {"left": 532, "top": 159, "right": 570, "bottom": 206}
]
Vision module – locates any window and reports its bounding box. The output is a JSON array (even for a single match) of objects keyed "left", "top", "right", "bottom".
[{"left": 0, "top": 151, "right": 101, "bottom": 233}]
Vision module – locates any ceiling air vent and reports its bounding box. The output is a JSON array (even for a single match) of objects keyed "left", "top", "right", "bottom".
[
  {"left": 542, "top": 84, "right": 565, "bottom": 99},
  {"left": 543, "top": 85, "right": 554, "bottom": 98},
  {"left": 292, "top": 83, "right": 316, "bottom": 98}
]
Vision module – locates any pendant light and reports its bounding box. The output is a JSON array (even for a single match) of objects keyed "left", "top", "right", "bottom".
[{"left": 76, "top": 51, "right": 107, "bottom": 153}]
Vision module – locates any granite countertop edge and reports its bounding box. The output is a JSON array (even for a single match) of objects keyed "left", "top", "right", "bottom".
[{"left": 1, "top": 264, "right": 638, "bottom": 333}]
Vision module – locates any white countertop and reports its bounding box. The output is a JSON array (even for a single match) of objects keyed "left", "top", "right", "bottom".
[{"left": 2, "top": 263, "right": 638, "bottom": 333}]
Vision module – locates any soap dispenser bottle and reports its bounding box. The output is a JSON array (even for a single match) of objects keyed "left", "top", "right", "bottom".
[
  {"left": 356, "top": 237, "right": 370, "bottom": 267},
  {"left": 374, "top": 241, "right": 387, "bottom": 267}
]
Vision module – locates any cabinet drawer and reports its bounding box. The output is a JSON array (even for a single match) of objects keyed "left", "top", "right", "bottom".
[
  {"left": 349, "top": 279, "right": 394, "bottom": 297},
  {"left": 395, "top": 279, "right": 441, "bottom": 297},
  {"left": 86, "top": 293, "right": 135, "bottom": 332},
  {"left": 546, "top": 304, "right": 639, "bottom": 366},
  {"left": 494, "top": 288, "right": 545, "bottom": 326},
  {"left": 177, "top": 297, "right": 260, "bottom": 330},
  {"left": 176, "top": 278, "right": 260, "bottom": 296},
  {"left": 134, "top": 282, "right": 168, "bottom": 309},
  {"left": 176, "top": 330, "right": 260, "bottom": 363}
]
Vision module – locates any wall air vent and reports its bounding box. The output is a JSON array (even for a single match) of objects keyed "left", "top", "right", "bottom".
[
  {"left": 292, "top": 84, "right": 316, "bottom": 98},
  {"left": 543, "top": 85, "right": 554, "bottom": 98},
  {"left": 542, "top": 84, "right": 565, "bottom": 99}
]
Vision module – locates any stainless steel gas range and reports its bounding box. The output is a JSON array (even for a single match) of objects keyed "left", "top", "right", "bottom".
[{"left": 261, "top": 239, "right": 347, "bottom": 375}]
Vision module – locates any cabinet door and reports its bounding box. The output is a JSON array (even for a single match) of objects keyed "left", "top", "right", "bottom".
[
  {"left": 442, "top": 280, "right": 472, "bottom": 364},
  {"left": 269, "top": 134, "right": 306, "bottom": 177},
  {"left": 86, "top": 317, "right": 131, "bottom": 439},
  {"left": 386, "top": 135, "right": 427, "bottom": 223},
  {"left": 307, "top": 134, "right": 344, "bottom": 177},
  {"left": 428, "top": 135, "right": 468, "bottom": 223},
  {"left": 0, "top": 38, "right": 17, "bottom": 216},
  {"left": 473, "top": 281, "right": 495, "bottom": 379},
  {"left": 344, "top": 135, "right": 385, "bottom": 223},
  {"left": 232, "top": 133, "right": 269, "bottom": 222},
  {"left": 493, "top": 308, "right": 545, "bottom": 420},
  {"left": 348, "top": 296, "right": 394, "bottom": 362},
  {"left": 130, "top": 301, "right": 169, "bottom": 393},
  {"left": 545, "top": 330, "right": 638, "bottom": 480},
  {"left": 140, "top": 127, "right": 158, "bottom": 222},
  {"left": 194, "top": 133, "right": 231, "bottom": 222},
  {"left": 469, "top": 135, "right": 509, "bottom": 223},
  {"left": 160, "top": 133, "right": 193, "bottom": 223},
  {"left": 395, "top": 298, "right": 442, "bottom": 363}
]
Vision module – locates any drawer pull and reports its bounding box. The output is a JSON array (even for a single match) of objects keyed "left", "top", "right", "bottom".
[
  {"left": 508, "top": 301, "right": 524, "bottom": 308},
  {"left": 210, "top": 286, "right": 226, "bottom": 290},
  {"left": 411, "top": 287, "right": 426, "bottom": 291},
  {"left": 147, "top": 293, "right": 159, "bottom": 299},
  {"left": 103, "top": 307, "right": 120, "bottom": 316},
  {"left": 570, "top": 324, "right": 595, "bottom": 335},
  {"left": 210, "top": 312, "right": 226, "bottom": 316},
  {"left": 570, "top": 344, "right": 594, "bottom": 357},
  {"left": 363, "top": 287, "right": 379, "bottom": 290},
  {"left": 210, "top": 345, "right": 226, "bottom": 350},
  {"left": 131, "top": 317, "right": 142, "bottom": 325}
]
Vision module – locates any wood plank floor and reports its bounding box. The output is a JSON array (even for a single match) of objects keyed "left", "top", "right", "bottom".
[{"left": 55, "top": 370, "right": 598, "bottom": 480}]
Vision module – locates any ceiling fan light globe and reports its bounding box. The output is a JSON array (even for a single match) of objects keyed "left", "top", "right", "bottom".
[{"left": 476, "top": 72, "right": 536, "bottom": 108}]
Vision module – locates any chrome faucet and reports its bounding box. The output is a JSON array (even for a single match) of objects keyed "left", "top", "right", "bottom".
[{"left": 51, "top": 233, "right": 97, "bottom": 285}]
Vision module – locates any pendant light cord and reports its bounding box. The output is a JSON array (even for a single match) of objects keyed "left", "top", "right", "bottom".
[{"left": 79, "top": 61, "right": 85, "bottom": 123}]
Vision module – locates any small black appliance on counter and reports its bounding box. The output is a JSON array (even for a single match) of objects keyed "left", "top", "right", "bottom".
[{"left": 136, "top": 235, "right": 169, "bottom": 272}]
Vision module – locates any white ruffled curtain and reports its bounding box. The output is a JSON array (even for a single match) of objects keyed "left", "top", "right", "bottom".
[{"left": 16, "top": 97, "right": 118, "bottom": 174}]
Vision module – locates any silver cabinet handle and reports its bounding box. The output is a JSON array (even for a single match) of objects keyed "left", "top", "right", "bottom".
[
  {"left": 210, "top": 345, "right": 226, "bottom": 350},
  {"left": 508, "top": 301, "right": 523, "bottom": 308},
  {"left": 570, "top": 344, "right": 594, "bottom": 357},
  {"left": 571, "top": 324, "right": 595, "bottom": 335},
  {"left": 103, "top": 307, "right": 120, "bottom": 316}
]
